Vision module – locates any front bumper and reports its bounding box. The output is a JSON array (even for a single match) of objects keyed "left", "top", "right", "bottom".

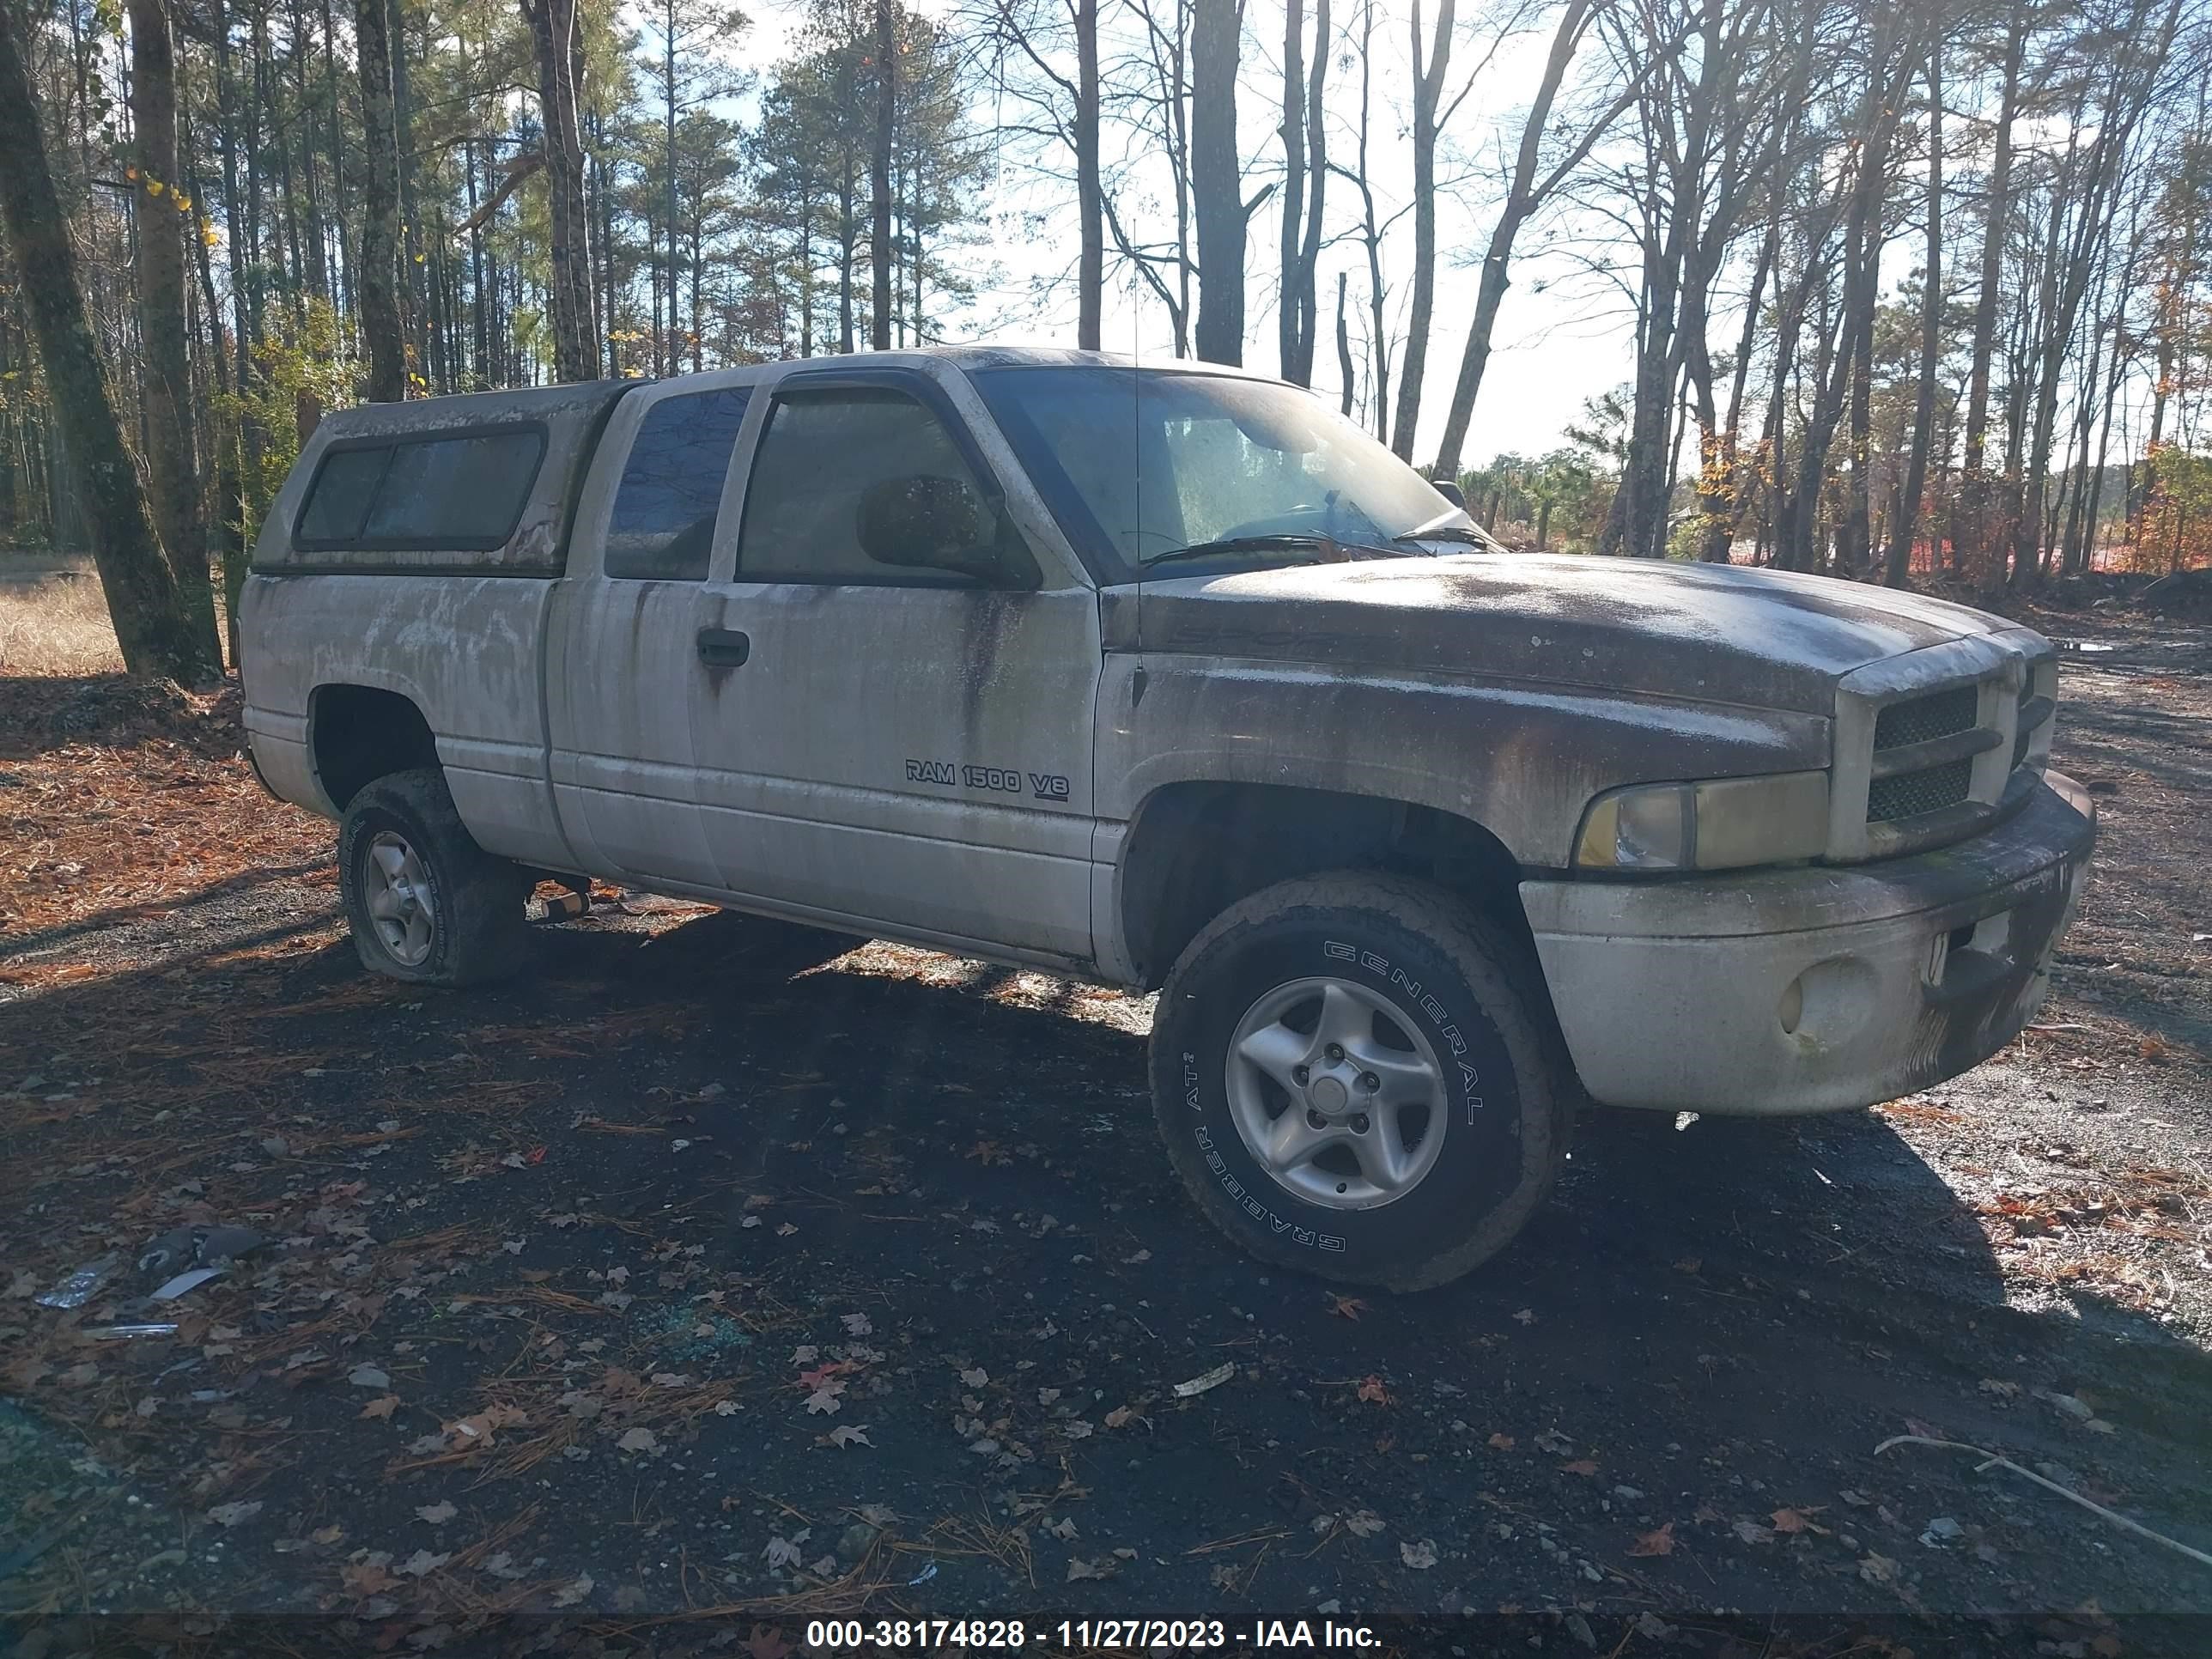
[{"left": 1519, "top": 772, "right": 2096, "bottom": 1115}]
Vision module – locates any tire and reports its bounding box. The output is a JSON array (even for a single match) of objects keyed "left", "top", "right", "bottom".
[
  {"left": 337, "top": 768, "right": 530, "bottom": 987},
  {"left": 1149, "top": 872, "right": 1566, "bottom": 1291}
]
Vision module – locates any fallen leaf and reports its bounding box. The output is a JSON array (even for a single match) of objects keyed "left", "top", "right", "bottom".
[
  {"left": 414, "top": 1501, "right": 457, "bottom": 1525},
  {"left": 617, "top": 1427, "right": 659, "bottom": 1453},
  {"left": 1732, "top": 1520, "right": 1776, "bottom": 1546},
  {"left": 1066, "top": 1557, "right": 1111, "bottom": 1583},
  {"left": 1859, "top": 1552, "right": 1899, "bottom": 1585},
  {"left": 347, "top": 1364, "right": 391, "bottom": 1389},
  {"left": 359, "top": 1395, "right": 400, "bottom": 1420},
  {"left": 342, "top": 1559, "right": 399, "bottom": 1596},
  {"left": 552, "top": 1572, "right": 594, "bottom": 1607},
  {"left": 311, "top": 1524, "right": 345, "bottom": 1546},
  {"left": 804, "top": 1386, "right": 843, "bottom": 1415},
  {"left": 1327, "top": 1294, "right": 1366, "bottom": 1321},
  {"left": 1511, "top": 1308, "right": 1535, "bottom": 1326},
  {"left": 206, "top": 1501, "right": 263, "bottom": 1528},
  {"left": 842, "top": 1312, "right": 872, "bottom": 1336},
  {"left": 744, "top": 1626, "right": 793, "bottom": 1659},
  {"left": 1400, "top": 1538, "right": 1438, "bottom": 1570},
  {"left": 399, "top": 1548, "right": 450, "bottom": 1577},
  {"left": 1344, "top": 1510, "right": 1384, "bottom": 1538},
  {"left": 1356, "top": 1375, "right": 1390, "bottom": 1405},
  {"left": 1104, "top": 1405, "right": 1135, "bottom": 1429},
  {"left": 1561, "top": 1459, "right": 1599, "bottom": 1477},
  {"left": 829, "top": 1425, "right": 872, "bottom": 1448},
  {"left": 958, "top": 1366, "right": 989, "bottom": 1388},
  {"left": 1771, "top": 1506, "right": 1829, "bottom": 1535},
  {"left": 1486, "top": 1432, "right": 1516, "bottom": 1450},
  {"left": 1628, "top": 1524, "right": 1675, "bottom": 1558}
]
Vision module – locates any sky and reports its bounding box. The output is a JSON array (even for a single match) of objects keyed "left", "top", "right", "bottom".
[{"left": 720, "top": 0, "right": 1642, "bottom": 463}]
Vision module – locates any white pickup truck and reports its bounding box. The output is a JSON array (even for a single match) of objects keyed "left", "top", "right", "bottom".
[{"left": 240, "top": 347, "right": 2094, "bottom": 1288}]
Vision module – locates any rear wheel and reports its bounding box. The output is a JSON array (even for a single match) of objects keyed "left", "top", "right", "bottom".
[
  {"left": 1149, "top": 872, "right": 1565, "bottom": 1290},
  {"left": 338, "top": 769, "right": 530, "bottom": 987}
]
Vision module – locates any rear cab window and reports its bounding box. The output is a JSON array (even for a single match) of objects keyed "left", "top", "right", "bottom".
[{"left": 604, "top": 386, "right": 753, "bottom": 580}]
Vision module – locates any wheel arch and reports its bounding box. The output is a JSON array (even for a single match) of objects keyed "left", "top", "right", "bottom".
[
  {"left": 1117, "top": 781, "right": 1536, "bottom": 991},
  {"left": 309, "top": 683, "right": 441, "bottom": 812}
]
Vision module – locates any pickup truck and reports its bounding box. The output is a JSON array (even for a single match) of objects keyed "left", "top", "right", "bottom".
[{"left": 240, "top": 347, "right": 2096, "bottom": 1290}]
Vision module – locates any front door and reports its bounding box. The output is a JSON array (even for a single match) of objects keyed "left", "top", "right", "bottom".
[{"left": 689, "top": 368, "right": 1103, "bottom": 964}]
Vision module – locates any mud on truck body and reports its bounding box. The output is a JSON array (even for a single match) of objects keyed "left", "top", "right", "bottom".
[{"left": 240, "top": 348, "right": 2096, "bottom": 1289}]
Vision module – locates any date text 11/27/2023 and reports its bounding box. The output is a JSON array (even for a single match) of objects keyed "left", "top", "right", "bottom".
[{"left": 802, "top": 1619, "right": 1382, "bottom": 1650}]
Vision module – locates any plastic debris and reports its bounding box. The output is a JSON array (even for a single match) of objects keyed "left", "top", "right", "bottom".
[
  {"left": 197, "top": 1225, "right": 266, "bottom": 1265},
  {"left": 82, "top": 1322, "right": 180, "bottom": 1340},
  {"left": 149, "top": 1267, "right": 224, "bottom": 1301},
  {"left": 34, "top": 1256, "right": 118, "bottom": 1309},
  {"left": 1173, "top": 1362, "right": 1237, "bottom": 1399},
  {"left": 139, "top": 1224, "right": 267, "bottom": 1276},
  {"left": 906, "top": 1562, "right": 939, "bottom": 1586}
]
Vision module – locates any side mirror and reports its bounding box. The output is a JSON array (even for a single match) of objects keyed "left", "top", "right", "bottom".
[
  {"left": 1432, "top": 478, "right": 1468, "bottom": 509},
  {"left": 856, "top": 474, "right": 992, "bottom": 574}
]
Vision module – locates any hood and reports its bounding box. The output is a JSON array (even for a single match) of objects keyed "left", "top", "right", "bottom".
[{"left": 1132, "top": 555, "right": 2024, "bottom": 714}]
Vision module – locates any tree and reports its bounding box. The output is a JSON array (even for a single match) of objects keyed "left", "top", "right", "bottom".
[
  {"left": 1276, "top": 0, "right": 1327, "bottom": 383},
  {"left": 520, "top": 0, "right": 602, "bottom": 382},
  {"left": 872, "top": 0, "right": 894, "bottom": 348},
  {"left": 1885, "top": 36, "right": 1943, "bottom": 586},
  {"left": 1430, "top": 0, "right": 1641, "bottom": 480},
  {"left": 1190, "top": 0, "right": 1243, "bottom": 363},
  {"left": 354, "top": 0, "right": 406, "bottom": 398},
  {"left": 126, "top": 0, "right": 223, "bottom": 668},
  {"left": 1388, "top": 0, "right": 1454, "bottom": 459},
  {"left": 0, "top": 2, "right": 214, "bottom": 681}
]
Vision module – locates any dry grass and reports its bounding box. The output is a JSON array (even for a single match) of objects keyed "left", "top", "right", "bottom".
[{"left": 0, "top": 572, "right": 124, "bottom": 676}]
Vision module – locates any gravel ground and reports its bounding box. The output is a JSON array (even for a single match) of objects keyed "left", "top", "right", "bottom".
[{"left": 2, "top": 609, "right": 2208, "bottom": 1658}]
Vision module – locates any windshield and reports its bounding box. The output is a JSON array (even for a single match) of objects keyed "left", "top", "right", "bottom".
[{"left": 969, "top": 367, "right": 1470, "bottom": 572}]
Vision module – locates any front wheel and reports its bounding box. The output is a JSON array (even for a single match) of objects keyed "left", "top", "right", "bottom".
[{"left": 1149, "top": 872, "right": 1565, "bottom": 1290}]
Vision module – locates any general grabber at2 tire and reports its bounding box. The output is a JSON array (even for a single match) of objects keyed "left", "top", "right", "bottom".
[
  {"left": 337, "top": 768, "right": 531, "bottom": 988},
  {"left": 1149, "top": 872, "right": 1566, "bottom": 1291}
]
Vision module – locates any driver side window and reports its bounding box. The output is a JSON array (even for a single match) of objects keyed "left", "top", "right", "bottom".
[{"left": 735, "top": 389, "right": 1020, "bottom": 586}]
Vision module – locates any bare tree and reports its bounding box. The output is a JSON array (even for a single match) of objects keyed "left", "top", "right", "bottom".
[
  {"left": 1430, "top": 0, "right": 1646, "bottom": 480},
  {"left": 1886, "top": 36, "right": 1944, "bottom": 586},
  {"left": 1277, "top": 0, "right": 1328, "bottom": 383},
  {"left": 1191, "top": 0, "right": 1244, "bottom": 362},
  {"left": 1388, "top": 0, "right": 1454, "bottom": 458}
]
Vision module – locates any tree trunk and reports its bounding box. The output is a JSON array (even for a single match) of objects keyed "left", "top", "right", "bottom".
[
  {"left": 1334, "top": 270, "right": 1353, "bottom": 415},
  {"left": 0, "top": 6, "right": 212, "bottom": 682},
  {"left": 1076, "top": 0, "right": 1103, "bottom": 349},
  {"left": 872, "top": 0, "right": 894, "bottom": 349},
  {"left": 1952, "top": 15, "right": 2021, "bottom": 581},
  {"left": 126, "top": 0, "right": 222, "bottom": 669},
  {"left": 355, "top": 0, "right": 407, "bottom": 398},
  {"left": 1887, "top": 40, "right": 1942, "bottom": 586},
  {"left": 1389, "top": 0, "right": 1452, "bottom": 459},
  {"left": 520, "top": 0, "right": 595, "bottom": 381},
  {"left": 1191, "top": 0, "right": 1243, "bottom": 364}
]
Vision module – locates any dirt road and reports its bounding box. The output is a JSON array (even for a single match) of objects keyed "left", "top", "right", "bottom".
[{"left": 3, "top": 614, "right": 2208, "bottom": 1656}]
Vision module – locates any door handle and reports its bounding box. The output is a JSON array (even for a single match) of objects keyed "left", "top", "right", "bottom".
[{"left": 696, "top": 627, "right": 750, "bottom": 668}]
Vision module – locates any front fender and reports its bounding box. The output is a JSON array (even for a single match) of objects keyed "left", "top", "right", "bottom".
[{"left": 1097, "top": 653, "right": 1829, "bottom": 867}]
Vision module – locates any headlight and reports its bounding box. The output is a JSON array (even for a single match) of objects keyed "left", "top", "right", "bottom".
[{"left": 1575, "top": 772, "right": 1829, "bottom": 872}]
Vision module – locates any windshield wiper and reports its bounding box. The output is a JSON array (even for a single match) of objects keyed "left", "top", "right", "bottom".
[
  {"left": 1144, "top": 533, "right": 1352, "bottom": 571},
  {"left": 1394, "top": 520, "right": 1486, "bottom": 545}
]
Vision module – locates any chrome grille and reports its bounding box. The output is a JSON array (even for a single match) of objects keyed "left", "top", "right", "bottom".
[
  {"left": 1867, "top": 757, "right": 1974, "bottom": 823},
  {"left": 1875, "top": 685, "right": 1978, "bottom": 750}
]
